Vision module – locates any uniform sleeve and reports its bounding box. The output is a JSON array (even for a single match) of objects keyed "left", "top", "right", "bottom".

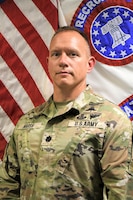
[
  {"left": 101, "top": 114, "right": 132, "bottom": 200},
  {"left": 126, "top": 140, "right": 133, "bottom": 200},
  {"left": 0, "top": 132, "right": 20, "bottom": 199}
]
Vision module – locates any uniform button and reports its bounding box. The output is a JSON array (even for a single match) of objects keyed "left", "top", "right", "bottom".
[{"left": 46, "top": 136, "right": 52, "bottom": 142}]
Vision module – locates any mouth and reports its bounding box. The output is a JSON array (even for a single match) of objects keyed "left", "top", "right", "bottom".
[{"left": 56, "top": 71, "right": 72, "bottom": 75}]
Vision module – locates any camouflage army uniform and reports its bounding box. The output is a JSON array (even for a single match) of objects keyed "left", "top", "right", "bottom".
[
  {"left": 0, "top": 86, "right": 132, "bottom": 200},
  {"left": 126, "top": 144, "right": 133, "bottom": 200}
]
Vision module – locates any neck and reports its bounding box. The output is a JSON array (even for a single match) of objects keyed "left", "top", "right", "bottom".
[{"left": 53, "top": 84, "right": 86, "bottom": 102}]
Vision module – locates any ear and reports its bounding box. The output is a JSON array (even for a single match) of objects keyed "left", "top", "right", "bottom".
[
  {"left": 46, "top": 57, "right": 49, "bottom": 65},
  {"left": 87, "top": 56, "right": 95, "bottom": 73}
]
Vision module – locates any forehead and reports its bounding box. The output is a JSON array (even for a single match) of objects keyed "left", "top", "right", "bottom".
[{"left": 50, "top": 31, "right": 88, "bottom": 48}]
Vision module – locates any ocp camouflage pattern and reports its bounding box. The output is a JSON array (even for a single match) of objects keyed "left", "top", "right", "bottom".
[{"left": 0, "top": 86, "right": 132, "bottom": 200}]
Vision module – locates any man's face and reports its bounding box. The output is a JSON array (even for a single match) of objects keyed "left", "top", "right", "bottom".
[{"left": 48, "top": 31, "right": 95, "bottom": 90}]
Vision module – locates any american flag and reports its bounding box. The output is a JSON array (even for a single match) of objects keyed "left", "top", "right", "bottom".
[{"left": 0, "top": 0, "right": 59, "bottom": 160}]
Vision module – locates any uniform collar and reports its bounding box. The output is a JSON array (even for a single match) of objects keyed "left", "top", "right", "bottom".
[{"left": 28, "top": 85, "right": 93, "bottom": 119}]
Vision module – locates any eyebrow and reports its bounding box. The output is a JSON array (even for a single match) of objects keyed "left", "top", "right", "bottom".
[{"left": 50, "top": 47, "right": 80, "bottom": 52}]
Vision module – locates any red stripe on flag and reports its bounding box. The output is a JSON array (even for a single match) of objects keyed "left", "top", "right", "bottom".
[
  {"left": 0, "top": 81, "right": 24, "bottom": 125},
  {"left": 0, "top": 132, "right": 7, "bottom": 160},
  {"left": 32, "top": 0, "right": 58, "bottom": 30},
  {"left": 1, "top": 0, "right": 51, "bottom": 80},
  {"left": 1, "top": 35, "right": 45, "bottom": 106}
]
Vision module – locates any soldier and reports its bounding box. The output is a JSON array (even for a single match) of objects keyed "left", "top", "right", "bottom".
[{"left": 0, "top": 26, "right": 132, "bottom": 200}]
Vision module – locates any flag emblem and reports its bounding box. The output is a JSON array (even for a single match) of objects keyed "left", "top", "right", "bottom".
[
  {"left": 71, "top": 0, "right": 133, "bottom": 66},
  {"left": 119, "top": 95, "right": 133, "bottom": 121},
  {"left": 71, "top": 0, "right": 133, "bottom": 121}
]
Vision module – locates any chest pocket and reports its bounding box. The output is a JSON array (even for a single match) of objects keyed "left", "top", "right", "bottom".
[
  {"left": 18, "top": 129, "right": 36, "bottom": 172},
  {"left": 16, "top": 122, "right": 45, "bottom": 173}
]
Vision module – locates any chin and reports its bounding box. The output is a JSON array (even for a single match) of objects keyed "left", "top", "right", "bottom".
[{"left": 59, "top": 82, "right": 72, "bottom": 88}]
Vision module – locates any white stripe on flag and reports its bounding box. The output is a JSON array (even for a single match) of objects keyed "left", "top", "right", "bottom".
[
  {"left": 0, "top": 106, "right": 15, "bottom": 142},
  {"left": 14, "top": 0, "right": 55, "bottom": 49},
  {"left": 0, "top": 56, "right": 34, "bottom": 113}
]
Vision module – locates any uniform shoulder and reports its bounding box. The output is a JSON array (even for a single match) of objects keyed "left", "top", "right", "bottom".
[
  {"left": 88, "top": 87, "right": 129, "bottom": 121},
  {"left": 17, "top": 101, "right": 47, "bottom": 124}
]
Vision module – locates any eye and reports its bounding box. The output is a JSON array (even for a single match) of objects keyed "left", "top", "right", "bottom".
[
  {"left": 51, "top": 51, "right": 60, "bottom": 57},
  {"left": 68, "top": 51, "right": 79, "bottom": 57}
]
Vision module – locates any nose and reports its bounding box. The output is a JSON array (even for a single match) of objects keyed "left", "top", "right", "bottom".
[{"left": 59, "top": 53, "right": 68, "bottom": 68}]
